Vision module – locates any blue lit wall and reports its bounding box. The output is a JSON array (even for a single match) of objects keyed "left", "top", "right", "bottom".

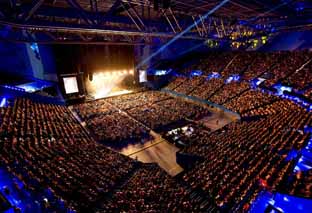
[
  {"left": 0, "top": 41, "right": 58, "bottom": 82},
  {"left": 0, "top": 41, "right": 33, "bottom": 79}
]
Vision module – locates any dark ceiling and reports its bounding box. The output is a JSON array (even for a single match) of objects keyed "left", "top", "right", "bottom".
[{"left": 0, "top": 0, "right": 311, "bottom": 44}]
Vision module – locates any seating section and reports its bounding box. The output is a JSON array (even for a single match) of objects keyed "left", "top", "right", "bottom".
[
  {"left": 165, "top": 77, "right": 187, "bottom": 90},
  {"left": 167, "top": 51, "right": 312, "bottom": 97},
  {"left": 1, "top": 50, "right": 312, "bottom": 212},
  {"left": 73, "top": 100, "right": 151, "bottom": 145},
  {"left": 242, "top": 52, "right": 281, "bottom": 81},
  {"left": 223, "top": 90, "right": 278, "bottom": 114},
  {"left": 181, "top": 100, "right": 311, "bottom": 210},
  {"left": 209, "top": 81, "right": 250, "bottom": 105},
  {"left": 127, "top": 97, "right": 211, "bottom": 130},
  {"left": 264, "top": 51, "right": 311, "bottom": 86},
  {"left": 99, "top": 165, "right": 204, "bottom": 212},
  {"left": 106, "top": 91, "right": 171, "bottom": 110},
  {"left": 190, "top": 78, "right": 225, "bottom": 100},
  {"left": 183, "top": 52, "right": 234, "bottom": 75},
  {"left": 282, "top": 170, "right": 312, "bottom": 198},
  {"left": 284, "top": 60, "right": 312, "bottom": 90},
  {"left": 304, "top": 88, "right": 312, "bottom": 99},
  {"left": 174, "top": 76, "right": 205, "bottom": 95},
  {"left": 0, "top": 98, "right": 136, "bottom": 211},
  {"left": 221, "top": 52, "right": 253, "bottom": 77}
]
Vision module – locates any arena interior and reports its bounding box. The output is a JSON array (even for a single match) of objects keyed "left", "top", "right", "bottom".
[{"left": 1, "top": 0, "right": 312, "bottom": 212}]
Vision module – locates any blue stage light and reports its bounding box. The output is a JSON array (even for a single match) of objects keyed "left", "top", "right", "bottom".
[
  {"left": 136, "top": 0, "right": 230, "bottom": 69},
  {"left": 0, "top": 97, "right": 6, "bottom": 107},
  {"left": 190, "top": 70, "right": 202, "bottom": 77}
]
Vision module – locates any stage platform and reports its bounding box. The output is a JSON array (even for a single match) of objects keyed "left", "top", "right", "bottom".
[
  {"left": 119, "top": 131, "right": 183, "bottom": 176},
  {"left": 118, "top": 109, "right": 234, "bottom": 176}
]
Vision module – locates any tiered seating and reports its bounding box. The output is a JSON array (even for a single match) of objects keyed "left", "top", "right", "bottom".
[
  {"left": 284, "top": 60, "right": 312, "bottom": 90},
  {"left": 243, "top": 52, "right": 281, "bottom": 80},
  {"left": 190, "top": 78, "right": 225, "bottom": 100},
  {"left": 174, "top": 76, "right": 205, "bottom": 95},
  {"left": 304, "top": 88, "right": 312, "bottom": 99},
  {"left": 73, "top": 99, "right": 150, "bottom": 145},
  {"left": 181, "top": 100, "right": 311, "bottom": 210},
  {"left": 209, "top": 81, "right": 250, "bottom": 105},
  {"left": 106, "top": 91, "right": 171, "bottom": 110},
  {"left": 221, "top": 52, "right": 254, "bottom": 77},
  {"left": 0, "top": 98, "right": 136, "bottom": 211},
  {"left": 99, "top": 165, "right": 205, "bottom": 212},
  {"left": 165, "top": 77, "right": 187, "bottom": 90},
  {"left": 183, "top": 52, "right": 234, "bottom": 75},
  {"left": 265, "top": 51, "right": 311, "bottom": 86},
  {"left": 223, "top": 90, "right": 278, "bottom": 114},
  {"left": 283, "top": 170, "right": 312, "bottom": 198},
  {"left": 127, "top": 97, "right": 210, "bottom": 130}
]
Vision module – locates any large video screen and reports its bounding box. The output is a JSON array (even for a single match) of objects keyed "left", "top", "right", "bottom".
[
  {"left": 63, "top": 77, "right": 79, "bottom": 94},
  {"left": 139, "top": 70, "right": 147, "bottom": 83}
]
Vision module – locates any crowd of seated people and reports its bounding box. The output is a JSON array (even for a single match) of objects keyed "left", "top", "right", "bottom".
[
  {"left": 182, "top": 52, "right": 234, "bottom": 75},
  {"left": 209, "top": 81, "right": 250, "bottom": 105},
  {"left": 127, "top": 97, "right": 211, "bottom": 130},
  {"left": 304, "top": 88, "right": 312, "bottom": 99},
  {"left": 223, "top": 89, "right": 278, "bottom": 114},
  {"left": 106, "top": 90, "right": 171, "bottom": 110},
  {"left": 174, "top": 76, "right": 205, "bottom": 95},
  {"left": 165, "top": 77, "right": 187, "bottom": 91},
  {"left": 73, "top": 100, "right": 151, "bottom": 146},
  {"left": 282, "top": 170, "right": 312, "bottom": 198},
  {"left": 99, "top": 165, "right": 207, "bottom": 212},
  {"left": 190, "top": 78, "right": 225, "bottom": 100},
  {"left": 72, "top": 99, "right": 116, "bottom": 120},
  {"left": 283, "top": 60, "right": 312, "bottom": 90},
  {"left": 0, "top": 98, "right": 136, "bottom": 211},
  {"left": 242, "top": 52, "right": 282, "bottom": 81},
  {"left": 264, "top": 51, "right": 311, "bottom": 86},
  {"left": 221, "top": 52, "right": 254, "bottom": 78},
  {"left": 180, "top": 100, "right": 311, "bottom": 211}
]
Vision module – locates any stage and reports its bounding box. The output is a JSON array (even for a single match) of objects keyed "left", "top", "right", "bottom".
[{"left": 117, "top": 109, "right": 235, "bottom": 176}]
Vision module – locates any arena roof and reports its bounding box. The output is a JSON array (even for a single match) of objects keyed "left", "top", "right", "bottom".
[{"left": 0, "top": 0, "right": 312, "bottom": 44}]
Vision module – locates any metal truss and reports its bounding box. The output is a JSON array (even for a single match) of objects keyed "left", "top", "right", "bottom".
[{"left": 0, "top": 0, "right": 276, "bottom": 44}]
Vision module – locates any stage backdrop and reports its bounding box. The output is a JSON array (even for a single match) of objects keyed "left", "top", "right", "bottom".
[{"left": 53, "top": 44, "right": 135, "bottom": 98}]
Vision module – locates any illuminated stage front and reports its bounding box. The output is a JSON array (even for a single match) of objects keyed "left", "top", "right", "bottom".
[{"left": 86, "top": 70, "right": 134, "bottom": 99}]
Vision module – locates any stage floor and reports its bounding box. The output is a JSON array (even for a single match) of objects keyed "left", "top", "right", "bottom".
[
  {"left": 118, "top": 110, "right": 235, "bottom": 176},
  {"left": 198, "top": 110, "right": 235, "bottom": 131},
  {"left": 120, "top": 132, "right": 183, "bottom": 176}
]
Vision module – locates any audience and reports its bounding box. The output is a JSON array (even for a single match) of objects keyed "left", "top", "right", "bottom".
[
  {"left": 1, "top": 50, "right": 312, "bottom": 213},
  {"left": 221, "top": 52, "right": 253, "bottom": 77},
  {"left": 73, "top": 99, "right": 151, "bottom": 146},
  {"left": 98, "top": 165, "right": 206, "bottom": 212},
  {"left": 209, "top": 81, "right": 250, "bottom": 105},
  {"left": 181, "top": 100, "right": 311, "bottom": 211},
  {"left": 0, "top": 98, "right": 137, "bottom": 211}
]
